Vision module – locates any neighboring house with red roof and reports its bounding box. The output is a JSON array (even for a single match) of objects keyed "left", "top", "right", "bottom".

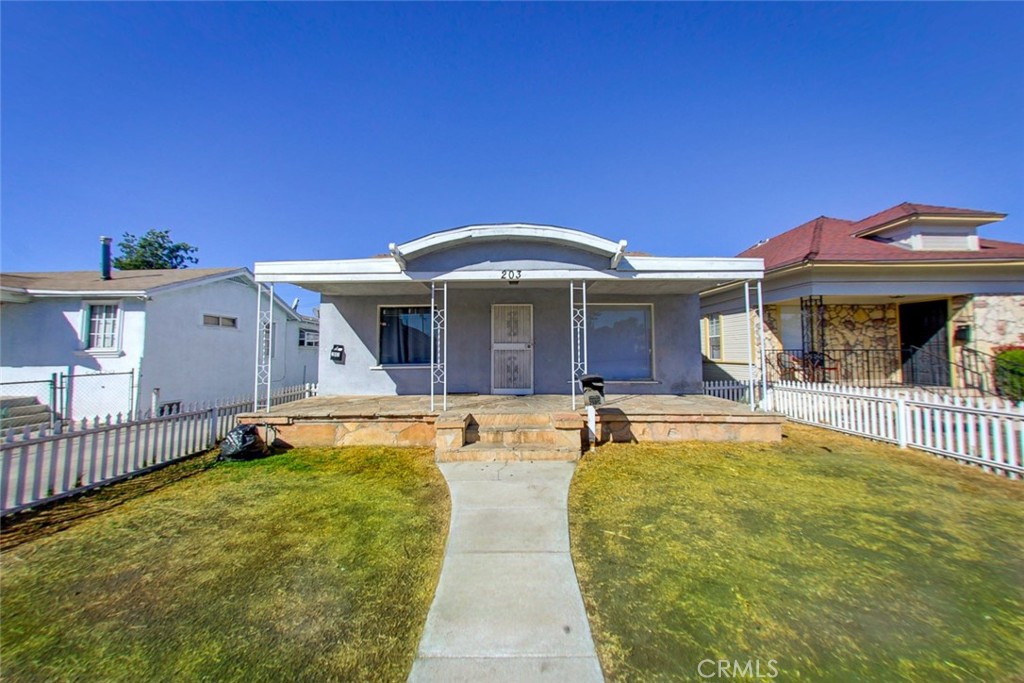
[
  {"left": 700, "top": 203, "right": 1024, "bottom": 392},
  {"left": 0, "top": 259, "right": 317, "bottom": 427}
]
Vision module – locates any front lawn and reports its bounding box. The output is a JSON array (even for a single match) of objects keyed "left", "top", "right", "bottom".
[
  {"left": 569, "top": 425, "right": 1024, "bottom": 682},
  {"left": 1, "top": 446, "right": 450, "bottom": 682}
]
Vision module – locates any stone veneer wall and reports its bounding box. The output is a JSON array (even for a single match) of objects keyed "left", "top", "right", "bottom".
[
  {"left": 823, "top": 304, "right": 899, "bottom": 351},
  {"left": 969, "top": 295, "right": 1024, "bottom": 355}
]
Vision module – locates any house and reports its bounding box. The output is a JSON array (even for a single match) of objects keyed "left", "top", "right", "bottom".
[
  {"left": 253, "top": 223, "right": 763, "bottom": 406},
  {"left": 1, "top": 253, "right": 318, "bottom": 423},
  {"left": 700, "top": 203, "right": 1024, "bottom": 391}
]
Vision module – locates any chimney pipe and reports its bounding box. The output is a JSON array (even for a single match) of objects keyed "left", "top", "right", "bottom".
[{"left": 100, "top": 236, "right": 112, "bottom": 280}]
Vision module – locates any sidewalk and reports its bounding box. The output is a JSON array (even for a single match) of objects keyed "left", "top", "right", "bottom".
[{"left": 408, "top": 461, "right": 604, "bottom": 682}]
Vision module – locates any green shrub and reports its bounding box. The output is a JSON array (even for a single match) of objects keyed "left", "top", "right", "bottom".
[{"left": 993, "top": 346, "right": 1024, "bottom": 401}]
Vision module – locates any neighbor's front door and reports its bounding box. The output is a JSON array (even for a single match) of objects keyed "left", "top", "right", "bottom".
[{"left": 491, "top": 304, "right": 534, "bottom": 394}]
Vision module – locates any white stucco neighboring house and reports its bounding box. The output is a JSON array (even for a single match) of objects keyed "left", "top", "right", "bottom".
[
  {"left": 254, "top": 223, "right": 763, "bottom": 408},
  {"left": 0, "top": 266, "right": 318, "bottom": 422}
]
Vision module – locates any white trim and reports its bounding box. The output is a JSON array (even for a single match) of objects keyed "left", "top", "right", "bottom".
[
  {"left": 79, "top": 300, "right": 124, "bottom": 353},
  {"left": 610, "top": 240, "right": 628, "bottom": 269},
  {"left": 398, "top": 224, "right": 623, "bottom": 258},
  {"left": 253, "top": 266, "right": 765, "bottom": 285}
]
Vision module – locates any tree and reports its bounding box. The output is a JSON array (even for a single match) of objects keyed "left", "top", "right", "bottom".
[{"left": 112, "top": 230, "right": 199, "bottom": 270}]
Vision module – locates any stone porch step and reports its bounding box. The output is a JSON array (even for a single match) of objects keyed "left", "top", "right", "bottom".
[
  {"left": 471, "top": 412, "right": 554, "bottom": 428},
  {"left": 469, "top": 425, "right": 568, "bottom": 446},
  {"left": 436, "top": 443, "right": 581, "bottom": 462}
]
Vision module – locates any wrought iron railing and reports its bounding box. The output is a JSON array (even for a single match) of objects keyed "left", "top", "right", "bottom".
[{"left": 764, "top": 346, "right": 1016, "bottom": 397}]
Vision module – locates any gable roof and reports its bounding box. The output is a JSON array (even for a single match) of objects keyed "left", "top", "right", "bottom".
[
  {"left": 739, "top": 203, "right": 1024, "bottom": 272},
  {"left": 0, "top": 268, "right": 244, "bottom": 295},
  {"left": 0, "top": 267, "right": 308, "bottom": 321}
]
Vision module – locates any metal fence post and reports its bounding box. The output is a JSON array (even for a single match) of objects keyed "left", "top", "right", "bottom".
[
  {"left": 49, "top": 373, "right": 58, "bottom": 430},
  {"left": 209, "top": 404, "right": 219, "bottom": 447}
]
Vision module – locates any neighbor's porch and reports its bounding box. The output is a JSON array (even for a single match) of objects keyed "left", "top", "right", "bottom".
[{"left": 758, "top": 294, "right": 990, "bottom": 391}]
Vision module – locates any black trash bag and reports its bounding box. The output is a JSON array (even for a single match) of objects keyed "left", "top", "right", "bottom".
[{"left": 219, "top": 424, "right": 269, "bottom": 461}]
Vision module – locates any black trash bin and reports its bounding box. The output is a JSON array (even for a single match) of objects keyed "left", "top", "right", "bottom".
[{"left": 580, "top": 374, "right": 605, "bottom": 406}]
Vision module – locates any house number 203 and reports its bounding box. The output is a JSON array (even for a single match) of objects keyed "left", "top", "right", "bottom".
[{"left": 500, "top": 270, "right": 523, "bottom": 281}]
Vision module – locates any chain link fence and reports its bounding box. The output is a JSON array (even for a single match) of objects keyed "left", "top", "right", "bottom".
[
  {"left": 58, "top": 370, "right": 135, "bottom": 422},
  {"left": 1, "top": 371, "right": 135, "bottom": 435}
]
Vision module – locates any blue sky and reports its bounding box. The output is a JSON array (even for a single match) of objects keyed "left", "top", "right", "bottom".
[{"left": 3, "top": 2, "right": 1022, "bottom": 312}]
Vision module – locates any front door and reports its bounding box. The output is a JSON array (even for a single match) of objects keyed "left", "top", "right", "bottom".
[
  {"left": 491, "top": 304, "right": 534, "bottom": 394},
  {"left": 899, "top": 299, "right": 951, "bottom": 386}
]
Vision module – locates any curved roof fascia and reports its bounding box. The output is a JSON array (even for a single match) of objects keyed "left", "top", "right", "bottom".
[{"left": 395, "top": 224, "right": 623, "bottom": 259}]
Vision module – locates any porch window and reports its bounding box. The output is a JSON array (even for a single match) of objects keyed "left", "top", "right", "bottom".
[
  {"left": 707, "top": 314, "right": 722, "bottom": 360},
  {"left": 587, "top": 305, "right": 653, "bottom": 380},
  {"left": 87, "top": 304, "right": 119, "bottom": 349},
  {"left": 380, "top": 306, "right": 431, "bottom": 365}
]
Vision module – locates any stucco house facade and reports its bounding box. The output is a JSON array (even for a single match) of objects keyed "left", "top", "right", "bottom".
[
  {"left": 700, "top": 203, "right": 1024, "bottom": 391},
  {"left": 254, "top": 224, "right": 763, "bottom": 407},
  {"left": 0, "top": 267, "right": 318, "bottom": 422}
]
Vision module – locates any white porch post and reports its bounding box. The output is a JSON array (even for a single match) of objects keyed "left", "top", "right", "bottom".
[
  {"left": 570, "top": 280, "right": 588, "bottom": 410},
  {"left": 744, "top": 280, "right": 755, "bottom": 411},
  {"left": 253, "top": 284, "right": 262, "bottom": 411},
  {"left": 254, "top": 283, "right": 274, "bottom": 412},
  {"left": 430, "top": 281, "right": 448, "bottom": 412},
  {"left": 757, "top": 279, "right": 768, "bottom": 409}
]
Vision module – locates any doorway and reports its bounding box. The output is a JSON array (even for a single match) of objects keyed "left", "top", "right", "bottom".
[
  {"left": 898, "top": 300, "right": 950, "bottom": 386},
  {"left": 491, "top": 304, "right": 534, "bottom": 394}
]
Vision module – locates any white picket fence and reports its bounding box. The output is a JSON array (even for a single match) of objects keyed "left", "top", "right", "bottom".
[
  {"left": 702, "top": 380, "right": 760, "bottom": 404},
  {"left": 1, "top": 384, "right": 316, "bottom": 515},
  {"left": 754, "top": 381, "right": 1022, "bottom": 479}
]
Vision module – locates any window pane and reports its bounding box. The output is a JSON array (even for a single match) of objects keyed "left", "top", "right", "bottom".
[
  {"left": 88, "top": 304, "right": 118, "bottom": 349},
  {"left": 707, "top": 314, "right": 722, "bottom": 360},
  {"left": 203, "top": 315, "right": 219, "bottom": 326},
  {"left": 220, "top": 317, "right": 237, "bottom": 328},
  {"left": 380, "top": 307, "right": 430, "bottom": 364},
  {"left": 587, "top": 306, "right": 652, "bottom": 380}
]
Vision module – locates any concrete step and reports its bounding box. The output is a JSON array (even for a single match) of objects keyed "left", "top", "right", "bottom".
[
  {"left": 436, "top": 443, "right": 581, "bottom": 463},
  {"left": 471, "top": 413, "right": 553, "bottom": 428},
  {"left": 471, "top": 425, "right": 566, "bottom": 446},
  {"left": 0, "top": 396, "right": 42, "bottom": 410},
  {"left": 3, "top": 403, "right": 52, "bottom": 419},
  {"left": 0, "top": 413, "right": 52, "bottom": 430}
]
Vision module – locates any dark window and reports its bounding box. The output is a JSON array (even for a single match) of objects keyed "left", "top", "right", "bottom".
[
  {"left": 587, "top": 305, "right": 654, "bottom": 380},
  {"left": 299, "top": 329, "right": 319, "bottom": 347},
  {"left": 203, "top": 314, "right": 237, "bottom": 328},
  {"left": 380, "top": 306, "right": 431, "bottom": 365}
]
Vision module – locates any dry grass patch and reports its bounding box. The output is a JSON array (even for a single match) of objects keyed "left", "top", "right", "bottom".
[
  {"left": 569, "top": 424, "right": 1024, "bottom": 682},
  {"left": 1, "top": 446, "right": 449, "bottom": 682}
]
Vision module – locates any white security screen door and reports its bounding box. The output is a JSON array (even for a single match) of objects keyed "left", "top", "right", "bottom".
[{"left": 491, "top": 304, "right": 534, "bottom": 395}]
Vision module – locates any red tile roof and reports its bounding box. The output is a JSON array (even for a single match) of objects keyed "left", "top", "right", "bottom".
[{"left": 739, "top": 203, "right": 1023, "bottom": 272}]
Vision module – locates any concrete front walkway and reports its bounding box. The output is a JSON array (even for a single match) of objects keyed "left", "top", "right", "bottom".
[{"left": 408, "top": 462, "right": 604, "bottom": 682}]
